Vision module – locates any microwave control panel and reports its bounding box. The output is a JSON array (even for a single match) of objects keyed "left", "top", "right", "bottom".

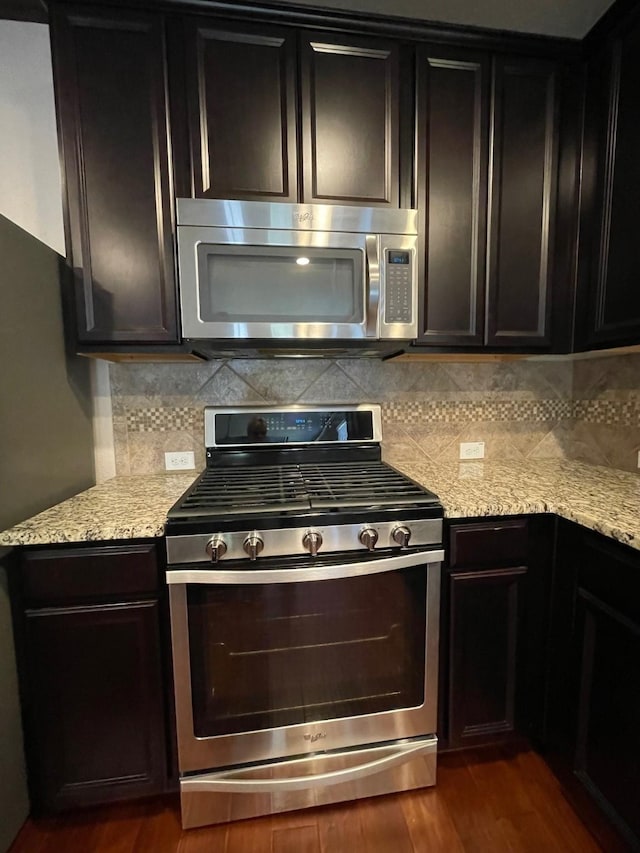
[{"left": 385, "top": 250, "right": 413, "bottom": 324}]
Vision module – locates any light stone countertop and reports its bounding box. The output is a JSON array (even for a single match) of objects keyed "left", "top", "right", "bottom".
[
  {"left": 384, "top": 450, "right": 640, "bottom": 551},
  {"left": 0, "top": 473, "right": 198, "bottom": 547},
  {"left": 0, "top": 457, "right": 639, "bottom": 552}
]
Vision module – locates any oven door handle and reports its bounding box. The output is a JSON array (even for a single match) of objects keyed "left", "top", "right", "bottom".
[
  {"left": 180, "top": 737, "right": 436, "bottom": 794},
  {"left": 166, "top": 548, "right": 444, "bottom": 585}
]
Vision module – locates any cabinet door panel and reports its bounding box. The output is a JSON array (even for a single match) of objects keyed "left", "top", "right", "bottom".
[
  {"left": 448, "top": 566, "right": 527, "bottom": 747},
  {"left": 25, "top": 601, "right": 166, "bottom": 812},
  {"left": 416, "top": 48, "right": 489, "bottom": 345},
  {"left": 576, "top": 588, "right": 640, "bottom": 843},
  {"left": 486, "top": 58, "right": 558, "bottom": 348},
  {"left": 22, "top": 543, "right": 158, "bottom": 604},
  {"left": 588, "top": 25, "right": 640, "bottom": 345},
  {"left": 52, "top": 7, "right": 178, "bottom": 344},
  {"left": 185, "top": 21, "right": 298, "bottom": 201},
  {"left": 300, "top": 33, "right": 400, "bottom": 206}
]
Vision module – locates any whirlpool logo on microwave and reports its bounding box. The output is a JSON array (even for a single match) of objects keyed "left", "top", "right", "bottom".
[
  {"left": 293, "top": 210, "right": 314, "bottom": 225},
  {"left": 303, "top": 731, "right": 327, "bottom": 744}
]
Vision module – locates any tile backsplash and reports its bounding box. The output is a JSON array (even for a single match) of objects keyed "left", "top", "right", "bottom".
[
  {"left": 110, "top": 358, "right": 586, "bottom": 475},
  {"left": 567, "top": 352, "right": 640, "bottom": 472},
  {"left": 108, "top": 354, "right": 640, "bottom": 475}
]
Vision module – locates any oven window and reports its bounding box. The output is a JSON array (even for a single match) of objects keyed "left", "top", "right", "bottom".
[
  {"left": 187, "top": 567, "right": 426, "bottom": 737},
  {"left": 197, "top": 245, "right": 364, "bottom": 324}
]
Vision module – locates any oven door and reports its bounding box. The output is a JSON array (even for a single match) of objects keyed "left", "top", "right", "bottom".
[{"left": 168, "top": 549, "right": 442, "bottom": 773}]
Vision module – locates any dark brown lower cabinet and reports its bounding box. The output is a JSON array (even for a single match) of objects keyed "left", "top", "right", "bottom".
[
  {"left": 15, "top": 543, "right": 169, "bottom": 814},
  {"left": 439, "top": 517, "right": 553, "bottom": 751},
  {"left": 448, "top": 565, "right": 527, "bottom": 746},
  {"left": 546, "top": 521, "right": 640, "bottom": 849}
]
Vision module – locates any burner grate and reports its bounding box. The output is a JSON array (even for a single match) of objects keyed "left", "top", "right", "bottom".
[
  {"left": 176, "top": 466, "right": 310, "bottom": 517},
  {"left": 300, "top": 462, "right": 440, "bottom": 509},
  {"left": 170, "top": 461, "right": 439, "bottom": 521}
]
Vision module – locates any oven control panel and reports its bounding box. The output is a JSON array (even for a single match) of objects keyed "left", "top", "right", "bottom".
[{"left": 167, "top": 519, "right": 443, "bottom": 565}]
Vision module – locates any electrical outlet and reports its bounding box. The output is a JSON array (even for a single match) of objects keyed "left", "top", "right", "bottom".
[
  {"left": 460, "top": 441, "right": 485, "bottom": 460},
  {"left": 165, "top": 451, "right": 195, "bottom": 471}
]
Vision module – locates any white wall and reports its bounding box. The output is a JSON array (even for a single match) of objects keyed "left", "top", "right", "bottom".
[{"left": 0, "top": 20, "right": 65, "bottom": 255}]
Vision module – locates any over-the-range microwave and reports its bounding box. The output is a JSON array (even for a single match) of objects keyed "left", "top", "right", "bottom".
[{"left": 176, "top": 199, "right": 418, "bottom": 358}]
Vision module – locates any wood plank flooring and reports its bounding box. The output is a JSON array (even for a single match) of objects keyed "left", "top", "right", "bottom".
[{"left": 8, "top": 746, "right": 617, "bottom": 853}]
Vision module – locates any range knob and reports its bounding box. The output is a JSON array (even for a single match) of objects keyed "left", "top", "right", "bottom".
[
  {"left": 302, "top": 529, "right": 323, "bottom": 557},
  {"left": 359, "top": 527, "right": 379, "bottom": 551},
  {"left": 205, "top": 536, "right": 227, "bottom": 563},
  {"left": 391, "top": 525, "right": 412, "bottom": 548},
  {"left": 243, "top": 532, "right": 264, "bottom": 561}
]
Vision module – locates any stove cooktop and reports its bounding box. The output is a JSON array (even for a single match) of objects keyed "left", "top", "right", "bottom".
[{"left": 167, "top": 460, "right": 441, "bottom": 523}]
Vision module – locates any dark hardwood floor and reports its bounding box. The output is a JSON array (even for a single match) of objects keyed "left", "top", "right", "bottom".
[{"left": 9, "top": 746, "right": 616, "bottom": 852}]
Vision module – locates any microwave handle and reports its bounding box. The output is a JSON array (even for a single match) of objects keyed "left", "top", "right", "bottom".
[{"left": 365, "top": 235, "right": 380, "bottom": 337}]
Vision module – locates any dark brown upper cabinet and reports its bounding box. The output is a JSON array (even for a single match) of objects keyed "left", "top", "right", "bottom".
[
  {"left": 583, "top": 13, "right": 640, "bottom": 348},
  {"left": 486, "top": 58, "right": 558, "bottom": 348},
  {"left": 416, "top": 47, "right": 490, "bottom": 346},
  {"left": 415, "top": 51, "right": 559, "bottom": 350},
  {"left": 52, "top": 5, "right": 179, "bottom": 345},
  {"left": 182, "top": 19, "right": 298, "bottom": 201},
  {"left": 299, "top": 33, "right": 400, "bottom": 206},
  {"left": 178, "top": 22, "right": 403, "bottom": 207}
]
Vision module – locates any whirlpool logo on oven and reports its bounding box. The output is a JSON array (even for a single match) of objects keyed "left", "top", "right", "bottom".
[
  {"left": 303, "top": 731, "right": 327, "bottom": 744},
  {"left": 293, "top": 210, "right": 314, "bottom": 225}
]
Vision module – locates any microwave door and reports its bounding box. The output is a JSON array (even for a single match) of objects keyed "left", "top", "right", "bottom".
[{"left": 178, "top": 227, "right": 375, "bottom": 341}]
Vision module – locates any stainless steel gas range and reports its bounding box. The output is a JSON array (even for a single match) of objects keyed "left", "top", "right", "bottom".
[{"left": 165, "top": 405, "right": 444, "bottom": 829}]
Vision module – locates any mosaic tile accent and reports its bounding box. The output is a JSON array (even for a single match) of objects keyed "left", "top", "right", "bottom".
[
  {"left": 573, "top": 398, "right": 639, "bottom": 427},
  {"left": 124, "top": 398, "right": 638, "bottom": 434},
  {"left": 126, "top": 407, "right": 202, "bottom": 433},
  {"left": 381, "top": 399, "right": 573, "bottom": 424}
]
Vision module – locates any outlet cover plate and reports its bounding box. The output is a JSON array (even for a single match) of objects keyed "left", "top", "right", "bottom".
[
  {"left": 165, "top": 451, "right": 195, "bottom": 470},
  {"left": 460, "top": 441, "right": 485, "bottom": 460}
]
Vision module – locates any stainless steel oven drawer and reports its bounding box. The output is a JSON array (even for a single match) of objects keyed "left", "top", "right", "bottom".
[{"left": 179, "top": 735, "right": 437, "bottom": 828}]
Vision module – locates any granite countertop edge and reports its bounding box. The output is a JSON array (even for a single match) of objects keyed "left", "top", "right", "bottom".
[{"left": 0, "top": 460, "right": 638, "bottom": 552}]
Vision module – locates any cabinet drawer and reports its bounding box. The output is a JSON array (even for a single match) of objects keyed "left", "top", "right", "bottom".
[
  {"left": 21, "top": 544, "right": 159, "bottom": 605},
  {"left": 449, "top": 520, "right": 528, "bottom": 569}
]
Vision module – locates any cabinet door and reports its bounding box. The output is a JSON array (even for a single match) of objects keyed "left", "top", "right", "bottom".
[
  {"left": 183, "top": 19, "right": 298, "bottom": 201},
  {"left": 24, "top": 601, "right": 166, "bottom": 812},
  {"left": 575, "top": 588, "right": 640, "bottom": 844},
  {"left": 300, "top": 32, "right": 400, "bottom": 206},
  {"left": 586, "top": 19, "right": 640, "bottom": 347},
  {"left": 447, "top": 565, "right": 527, "bottom": 747},
  {"left": 52, "top": 7, "right": 179, "bottom": 344},
  {"left": 547, "top": 522, "right": 640, "bottom": 850},
  {"left": 415, "top": 48, "right": 489, "bottom": 346},
  {"left": 486, "top": 58, "right": 558, "bottom": 348}
]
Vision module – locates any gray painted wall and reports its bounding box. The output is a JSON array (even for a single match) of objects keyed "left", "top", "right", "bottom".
[
  {"left": 0, "top": 215, "right": 95, "bottom": 531},
  {"left": 0, "top": 215, "right": 95, "bottom": 850}
]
